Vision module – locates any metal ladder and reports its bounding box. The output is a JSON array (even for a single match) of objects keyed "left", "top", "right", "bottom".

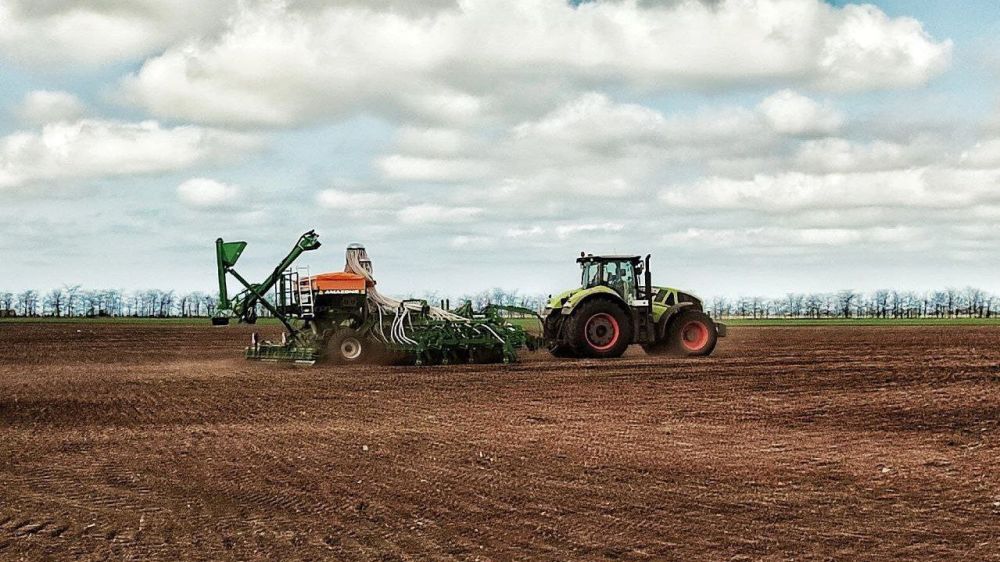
[{"left": 296, "top": 266, "right": 314, "bottom": 319}]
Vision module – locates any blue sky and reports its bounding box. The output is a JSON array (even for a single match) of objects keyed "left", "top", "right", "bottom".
[{"left": 2, "top": 0, "right": 999, "bottom": 300}]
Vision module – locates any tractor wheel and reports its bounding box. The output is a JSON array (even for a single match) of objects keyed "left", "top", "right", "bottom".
[
  {"left": 666, "top": 309, "right": 717, "bottom": 356},
  {"left": 568, "top": 299, "right": 632, "bottom": 358},
  {"left": 327, "top": 329, "right": 371, "bottom": 364}
]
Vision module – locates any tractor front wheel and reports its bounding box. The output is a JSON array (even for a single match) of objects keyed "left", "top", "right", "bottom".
[
  {"left": 666, "top": 310, "right": 717, "bottom": 356},
  {"left": 568, "top": 299, "right": 632, "bottom": 358}
]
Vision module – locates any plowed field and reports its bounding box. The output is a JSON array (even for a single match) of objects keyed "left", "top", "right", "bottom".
[{"left": 1, "top": 322, "right": 998, "bottom": 560}]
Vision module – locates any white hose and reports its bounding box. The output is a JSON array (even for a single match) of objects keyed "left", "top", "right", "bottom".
[
  {"left": 344, "top": 244, "right": 509, "bottom": 348},
  {"left": 346, "top": 245, "right": 469, "bottom": 322}
]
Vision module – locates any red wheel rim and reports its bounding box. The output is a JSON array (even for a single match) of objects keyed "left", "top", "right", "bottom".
[
  {"left": 681, "top": 321, "right": 710, "bottom": 351},
  {"left": 585, "top": 313, "right": 620, "bottom": 351}
]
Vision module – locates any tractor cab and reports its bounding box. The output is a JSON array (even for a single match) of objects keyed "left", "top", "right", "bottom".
[{"left": 577, "top": 254, "right": 644, "bottom": 304}]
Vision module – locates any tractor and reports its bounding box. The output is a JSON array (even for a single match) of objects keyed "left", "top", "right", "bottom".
[{"left": 542, "top": 253, "right": 725, "bottom": 358}]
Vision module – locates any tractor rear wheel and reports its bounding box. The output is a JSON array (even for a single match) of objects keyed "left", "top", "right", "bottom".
[
  {"left": 568, "top": 299, "right": 632, "bottom": 358},
  {"left": 666, "top": 309, "right": 717, "bottom": 356},
  {"left": 327, "top": 329, "right": 372, "bottom": 364}
]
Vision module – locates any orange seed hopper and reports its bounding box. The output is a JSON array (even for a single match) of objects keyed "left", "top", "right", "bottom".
[{"left": 308, "top": 272, "right": 368, "bottom": 295}]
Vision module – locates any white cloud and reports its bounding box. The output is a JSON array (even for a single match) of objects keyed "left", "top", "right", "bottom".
[
  {"left": 662, "top": 225, "right": 923, "bottom": 249},
  {"left": 816, "top": 4, "right": 952, "bottom": 91},
  {"left": 0, "top": 119, "right": 258, "bottom": 190},
  {"left": 120, "top": 0, "right": 951, "bottom": 127},
  {"left": 961, "top": 139, "right": 1000, "bottom": 168},
  {"left": 316, "top": 189, "right": 402, "bottom": 210},
  {"left": 395, "top": 127, "right": 473, "bottom": 156},
  {"left": 505, "top": 226, "right": 545, "bottom": 239},
  {"left": 757, "top": 90, "right": 843, "bottom": 135},
  {"left": 378, "top": 90, "right": 840, "bottom": 218},
  {"left": 660, "top": 169, "right": 1000, "bottom": 213},
  {"left": 177, "top": 178, "right": 241, "bottom": 208},
  {"left": 555, "top": 222, "right": 624, "bottom": 240},
  {"left": 379, "top": 155, "right": 491, "bottom": 183},
  {"left": 792, "top": 136, "right": 945, "bottom": 173},
  {"left": 0, "top": 0, "right": 236, "bottom": 66},
  {"left": 449, "top": 235, "right": 495, "bottom": 248},
  {"left": 397, "top": 204, "right": 482, "bottom": 225},
  {"left": 15, "top": 91, "right": 86, "bottom": 125}
]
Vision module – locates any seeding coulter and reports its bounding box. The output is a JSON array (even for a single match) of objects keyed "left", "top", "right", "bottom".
[{"left": 213, "top": 230, "right": 723, "bottom": 365}]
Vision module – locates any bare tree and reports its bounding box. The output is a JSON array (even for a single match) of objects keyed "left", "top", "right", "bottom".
[
  {"left": 964, "top": 286, "right": 985, "bottom": 318},
  {"left": 836, "top": 290, "right": 857, "bottom": 318},
  {"left": 158, "top": 290, "right": 175, "bottom": 317},
  {"left": 710, "top": 296, "right": 729, "bottom": 319},
  {"left": 17, "top": 290, "right": 38, "bottom": 316},
  {"left": 0, "top": 291, "right": 13, "bottom": 313},
  {"left": 44, "top": 288, "right": 65, "bottom": 317}
]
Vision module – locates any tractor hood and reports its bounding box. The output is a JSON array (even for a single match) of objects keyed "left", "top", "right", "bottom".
[
  {"left": 543, "top": 286, "right": 627, "bottom": 317},
  {"left": 546, "top": 289, "right": 578, "bottom": 310}
]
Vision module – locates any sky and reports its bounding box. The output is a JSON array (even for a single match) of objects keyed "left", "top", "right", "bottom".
[{"left": 2, "top": 0, "right": 999, "bottom": 300}]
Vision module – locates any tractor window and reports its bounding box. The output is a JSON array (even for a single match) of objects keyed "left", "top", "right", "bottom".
[
  {"left": 604, "top": 261, "right": 636, "bottom": 302},
  {"left": 581, "top": 262, "right": 601, "bottom": 288},
  {"left": 619, "top": 262, "right": 636, "bottom": 302},
  {"left": 603, "top": 261, "right": 618, "bottom": 286}
]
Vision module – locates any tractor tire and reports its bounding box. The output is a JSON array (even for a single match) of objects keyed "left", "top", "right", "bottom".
[
  {"left": 327, "top": 329, "right": 372, "bottom": 364},
  {"left": 567, "top": 299, "right": 632, "bottom": 359},
  {"left": 665, "top": 309, "right": 717, "bottom": 356}
]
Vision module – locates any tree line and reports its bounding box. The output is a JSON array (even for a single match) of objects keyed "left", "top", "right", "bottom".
[
  {"left": 0, "top": 287, "right": 218, "bottom": 318},
  {"left": 707, "top": 287, "right": 997, "bottom": 319},
  {"left": 1, "top": 285, "right": 997, "bottom": 320}
]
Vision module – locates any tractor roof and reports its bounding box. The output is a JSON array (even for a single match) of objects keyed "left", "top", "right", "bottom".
[{"left": 576, "top": 254, "right": 641, "bottom": 263}]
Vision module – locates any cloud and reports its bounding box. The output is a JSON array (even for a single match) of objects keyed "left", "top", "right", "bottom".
[
  {"left": 961, "top": 139, "right": 1000, "bottom": 168},
  {"left": 662, "top": 225, "right": 923, "bottom": 249},
  {"left": 555, "top": 222, "right": 624, "bottom": 240},
  {"left": 397, "top": 204, "right": 482, "bottom": 225},
  {"left": 815, "top": 4, "right": 952, "bottom": 91},
  {"left": 0, "top": 119, "right": 258, "bottom": 190},
  {"left": 0, "top": 0, "right": 237, "bottom": 66},
  {"left": 177, "top": 178, "right": 241, "bottom": 208},
  {"left": 449, "top": 235, "right": 494, "bottom": 248},
  {"left": 15, "top": 91, "right": 86, "bottom": 125},
  {"left": 757, "top": 90, "right": 843, "bottom": 135},
  {"left": 316, "top": 189, "right": 401, "bottom": 210},
  {"left": 120, "top": 0, "right": 951, "bottom": 127},
  {"left": 660, "top": 168, "right": 1000, "bottom": 215},
  {"left": 791, "top": 136, "right": 944, "bottom": 173},
  {"left": 379, "top": 155, "right": 491, "bottom": 183},
  {"left": 505, "top": 226, "right": 545, "bottom": 239},
  {"left": 376, "top": 90, "right": 840, "bottom": 218}
]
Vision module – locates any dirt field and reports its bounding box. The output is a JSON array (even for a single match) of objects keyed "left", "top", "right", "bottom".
[{"left": 0, "top": 322, "right": 998, "bottom": 561}]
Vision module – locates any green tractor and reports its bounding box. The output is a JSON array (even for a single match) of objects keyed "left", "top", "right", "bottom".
[{"left": 542, "top": 253, "right": 725, "bottom": 358}]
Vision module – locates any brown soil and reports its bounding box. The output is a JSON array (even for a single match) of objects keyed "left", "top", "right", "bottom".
[{"left": 0, "top": 322, "right": 998, "bottom": 561}]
